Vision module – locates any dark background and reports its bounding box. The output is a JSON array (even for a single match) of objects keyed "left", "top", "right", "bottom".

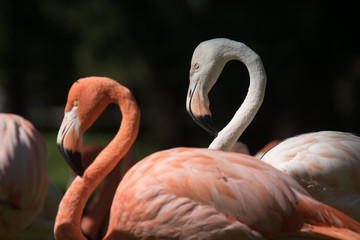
[{"left": 1, "top": 1, "right": 359, "bottom": 155}]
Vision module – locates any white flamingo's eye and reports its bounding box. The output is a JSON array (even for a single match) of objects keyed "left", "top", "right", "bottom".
[
  {"left": 194, "top": 63, "right": 199, "bottom": 69},
  {"left": 72, "top": 100, "right": 79, "bottom": 107}
]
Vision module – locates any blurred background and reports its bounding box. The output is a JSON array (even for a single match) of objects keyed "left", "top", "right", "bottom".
[{"left": 1, "top": 1, "right": 359, "bottom": 192}]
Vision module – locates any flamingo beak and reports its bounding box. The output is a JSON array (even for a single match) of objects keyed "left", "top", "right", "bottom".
[
  {"left": 57, "top": 108, "right": 84, "bottom": 177},
  {"left": 186, "top": 81, "right": 218, "bottom": 137}
]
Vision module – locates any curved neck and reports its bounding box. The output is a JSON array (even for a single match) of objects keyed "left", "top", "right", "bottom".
[
  {"left": 54, "top": 86, "right": 140, "bottom": 239},
  {"left": 209, "top": 42, "right": 266, "bottom": 151}
]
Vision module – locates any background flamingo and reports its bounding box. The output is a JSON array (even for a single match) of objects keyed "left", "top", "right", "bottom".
[
  {"left": 186, "top": 38, "right": 360, "bottom": 221},
  {"left": 261, "top": 131, "right": 360, "bottom": 221},
  {"left": 0, "top": 113, "right": 49, "bottom": 240},
  {"left": 55, "top": 76, "right": 360, "bottom": 239}
]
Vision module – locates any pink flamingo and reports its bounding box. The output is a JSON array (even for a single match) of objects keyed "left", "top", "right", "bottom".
[
  {"left": 55, "top": 76, "right": 360, "bottom": 239},
  {"left": 0, "top": 113, "right": 49, "bottom": 239},
  {"left": 186, "top": 38, "right": 360, "bottom": 221}
]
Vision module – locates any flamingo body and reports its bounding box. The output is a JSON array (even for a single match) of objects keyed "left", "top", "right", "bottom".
[
  {"left": 107, "top": 147, "right": 360, "bottom": 239},
  {"left": 261, "top": 131, "right": 360, "bottom": 220},
  {"left": 0, "top": 114, "right": 48, "bottom": 239},
  {"left": 55, "top": 77, "right": 360, "bottom": 240}
]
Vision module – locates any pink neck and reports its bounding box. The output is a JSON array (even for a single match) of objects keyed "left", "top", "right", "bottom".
[{"left": 55, "top": 86, "right": 140, "bottom": 240}]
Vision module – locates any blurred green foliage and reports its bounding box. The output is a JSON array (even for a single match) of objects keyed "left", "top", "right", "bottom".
[{"left": 42, "top": 132, "right": 69, "bottom": 192}]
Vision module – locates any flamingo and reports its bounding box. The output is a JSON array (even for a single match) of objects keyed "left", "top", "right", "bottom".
[
  {"left": 55, "top": 76, "right": 360, "bottom": 239},
  {"left": 186, "top": 38, "right": 360, "bottom": 221},
  {"left": 0, "top": 113, "right": 49, "bottom": 240}
]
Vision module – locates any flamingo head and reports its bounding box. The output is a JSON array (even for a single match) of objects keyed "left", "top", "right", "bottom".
[
  {"left": 57, "top": 77, "right": 115, "bottom": 176},
  {"left": 186, "top": 39, "right": 234, "bottom": 136}
]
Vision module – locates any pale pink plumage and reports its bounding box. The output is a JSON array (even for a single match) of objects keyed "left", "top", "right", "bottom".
[
  {"left": 107, "top": 147, "right": 360, "bottom": 239},
  {"left": 0, "top": 113, "right": 49, "bottom": 240},
  {"left": 55, "top": 77, "right": 360, "bottom": 240},
  {"left": 261, "top": 131, "right": 360, "bottom": 221}
]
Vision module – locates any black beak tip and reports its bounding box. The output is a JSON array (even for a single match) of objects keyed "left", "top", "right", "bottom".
[
  {"left": 57, "top": 144, "right": 85, "bottom": 177},
  {"left": 187, "top": 110, "right": 218, "bottom": 137},
  {"left": 196, "top": 114, "right": 219, "bottom": 137}
]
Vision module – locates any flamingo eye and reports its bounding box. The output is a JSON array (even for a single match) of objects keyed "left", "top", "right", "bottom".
[
  {"left": 72, "top": 100, "right": 79, "bottom": 107},
  {"left": 194, "top": 63, "right": 199, "bottom": 69}
]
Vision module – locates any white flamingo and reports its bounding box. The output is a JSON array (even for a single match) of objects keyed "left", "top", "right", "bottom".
[{"left": 186, "top": 38, "right": 360, "bottom": 221}]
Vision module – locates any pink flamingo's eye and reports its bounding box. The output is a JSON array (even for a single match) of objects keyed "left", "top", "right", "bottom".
[{"left": 72, "top": 100, "right": 79, "bottom": 107}]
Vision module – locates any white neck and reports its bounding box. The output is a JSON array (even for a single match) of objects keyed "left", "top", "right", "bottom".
[{"left": 208, "top": 41, "right": 266, "bottom": 151}]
